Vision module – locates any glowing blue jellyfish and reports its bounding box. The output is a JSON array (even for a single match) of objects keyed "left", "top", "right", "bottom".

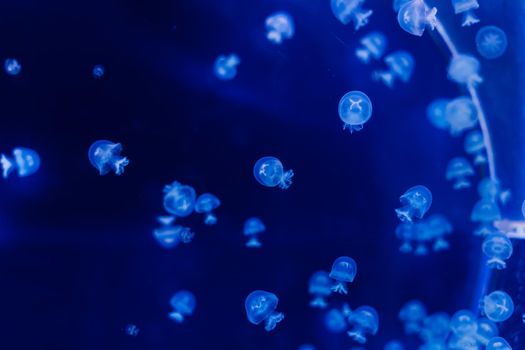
[
  {"left": 330, "top": 0, "right": 373, "bottom": 30},
  {"left": 92, "top": 64, "right": 105, "bottom": 79},
  {"left": 399, "top": 300, "right": 427, "bottom": 334},
  {"left": 4, "top": 58, "right": 21, "bottom": 75},
  {"left": 476, "top": 318, "right": 499, "bottom": 345},
  {"left": 446, "top": 157, "right": 474, "bottom": 190},
  {"left": 124, "top": 324, "right": 140, "bottom": 336},
  {"left": 426, "top": 214, "right": 453, "bottom": 251},
  {"left": 395, "top": 222, "right": 415, "bottom": 253},
  {"left": 426, "top": 99, "right": 450, "bottom": 130},
  {"left": 450, "top": 310, "right": 477, "bottom": 340},
  {"left": 445, "top": 97, "right": 478, "bottom": 136},
  {"left": 0, "top": 147, "right": 40, "bottom": 179},
  {"left": 195, "top": 193, "right": 221, "bottom": 225},
  {"left": 464, "top": 130, "right": 486, "bottom": 164},
  {"left": 486, "top": 337, "right": 512, "bottom": 350},
  {"left": 420, "top": 312, "right": 451, "bottom": 345},
  {"left": 397, "top": 0, "right": 437, "bottom": 37},
  {"left": 483, "top": 291, "right": 514, "bottom": 323},
  {"left": 395, "top": 185, "right": 432, "bottom": 222},
  {"left": 471, "top": 199, "right": 501, "bottom": 235},
  {"left": 244, "top": 290, "right": 284, "bottom": 331},
  {"left": 338, "top": 90, "right": 372, "bottom": 133},
  {"left": 214, "top": 54, "right": 240, "bottom": 81},
  {"left": 168, "top": 290, "right": 196, "bottom": 323},
  {"left": 374, "top": 51, "right": 414, "bottom": 88},
  {"left": 153, "top": 216, "right": 194, "bottom": 249},
  {"left": 88, "top": 140, "right": 129, "bottom": 176},
  {"left": 253, "top": 156, "right": 294, "bottom": 189},
  {"left": 448, "top": 54, "right": 482, "bottom": 86},
  {"left": 243, "top": 217, "right": 266, "bottom": 248},
  {"left": 451, "top": 0, "right": 479, "bottom": 27},
  {"left": 478, "top": 178, "right": 501, "bottom": 201},
  {"left": 308, "top": 271, "right": 332, "bottom": 308},
  {"left": 265, "top": 12, "right": 294, "bottom": 44},
  {"left": 298, "top": 344, "right": 316, "bottom": 350},
  {"left": 476, "top": 26, "right": 508, "bottom": 60},
  {"left": 325, "top": 308, "right": 347, "bottom": 333},
  {"left": 347, "top": 306, "right": 379, "bottom": 344},
  {"left": 384, "top": 340, "right": 404, "bottom": 350},
  {"left": 329, "top": 256, "right": 357, "bottom": 294},
  {"left": 355, "top": 32, "right": 388, "bottom": 64},
  {"left": 482, "top": 232, "right": 513, "bottom": 270},
  {"left": 163, "top": 181, "right": 196, "bottom": 217}
]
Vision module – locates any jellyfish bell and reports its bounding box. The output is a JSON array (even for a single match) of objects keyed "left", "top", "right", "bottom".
[
  {"left": 331, "top": 0, "right": 373, "bottom": 30},
  {"left": 483, "top": 291, "right": 514, "bottom": 323},
  {"left": 214, "top": 53, "right": 241, "bottom": 80},
  {"left": 395, "top": 185, "right": 433, "bottom": 222},
  {"left": 195, "top": 193, "right": 221, "bottom": 225},
  {"left": 244, "top": 290, "right": 284, "bottom": 331},
  {"left": 347, "top": 306, "right": 379, "bottom": 344},
  {"left": 482, "top": 232, "right": 513, "bottom": 269},
  {"left": 169, "top": 290, "right": 197, "bottom": 323},
  {"left": 338, "top": 90, "right": 373, "bottom": 132},
  {"left": 355, "top": 32, "right": 388, "bottom": 64},
  {"left": 265, "top": 12, "right": 295, "bottom": 44},
  {"left": 329, "top": 256, "right": 357, "bottom": 294},
  {"left": 163, "top": 181, "right": 197, "bottom": 217},
  {"left": 476, "top": 26, "right": 508, "bottom": 60},
  {"left": 448, "top": 54, "right": 482, "bottom": 86},
  {"left": 445, "top": 97, "right": 478, "bottom": 136},
  {"left": 397, "top": 0, "right": 437, "bottom": 37},
  {"left": 88, "top": 140, "right": 129, "bottom": 176}
]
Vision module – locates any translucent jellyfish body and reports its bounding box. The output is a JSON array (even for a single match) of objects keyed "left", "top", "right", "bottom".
[
  {"left": 265, "top": 12, "right": 294, "bottom": 44},
  {"left": 330, "top": 0, "right": 373, "bottom": 30},
  {"left": 253, "top": 156, "right": 294, "bottom": 189},
  {"left": 478, "top": 178, "right": 500, "bottom": 201},
  {"left": 384, "top": 340, "right": 404, "bottom": 350},
  {"left": 374, "top": 51, "right": 414, "bottom": 88},
  {"left": 486, "top": 337, "right": 512, "bottom": 350},
  {"left": 92, "top": 64, "right": 105, "bottom": 79},
  {"left": 471, "top": 199, "right": 501, "bottom": 235},
  {"left": 308, "top": 271, "right": 332, "bottom": 308},
  {"left": 88, "top": 140, "right": 129, "bottom": 176},
  {"left": 476, "top": 26, "right": 507, "bottom": 60},
  {"left": 395, "top": 222, "right": 415, "bottom": 253},
  {"left": 395, "top": 185, "right": 432, "bottom": 222},
  {"left": 168, "top": 290, "right": 196, "bottom": 323},
  {"left": 446, "top": 157, "right": 474, "bottom": 190},
  {"left": 243, "top": 217, "right": 266, "bottom": 248},
  {"left": 347, "top": 306, "right": 379, "bottom": 344},
  {"left": 4, "top": 58, "right": 21, "bottom": 75},
  {"left": 482, "top": 232, "right": 513, "bottom": 269},
  {"left": 425, "top": 214, "right": 453, "bottom": 251},
  {"left": 325, "top": 308, "right": 347, "bottom": 333},
  {"left": 1, "top": 147, "right": 40, "bottom": 179},
  {"left": 445, "top": 97, "right": 478, "bottom": 136},
  {"left": 483, "top": 291, "right": 514, "bottom": 323},
  {"left": 464, "top": 130, "right": 486, "bottom": 164},
  {"left": 355, "top": 32, "right": 388, "bottom": 64},
  {"left": 397, "top": 0, "right": 437, "bottom": 37},
  {"left": 451, "top": 0, "right": 479, "bottom": 27},
  {"left": 476, "top": 318, "right": 499, "bottom": 345},
  {"left": 214, "top": 54, "right": 240, "bottom": 81},
  {"left": 426, "top": 98, "right": 450, "bottom": 130},
  {"left": 420, "top": 312, "right": 451, "bottom": 344},
  {"left": 329, "top": 256, "right": 357, "bottom": 294},
  {"left": 338, "top": 90, "right": 372, "bottom": 133},
  {"left": 245, "top": 290, "right": 284, "bottom": 331},
  {"left": 163, "top": 181, "right": 197, "bottom": 217},
  {"left": 399, "top": 300, "right": 427, "bottom": 334},
  {"left": 393, "top": 0, "right": 411, "bottom": 12},
  {"left": 124, "top": 324, "right": 140, "bottom": 336},
  {"left": 153, "top": 216, "right": 194, "bottom": 249},
  {"left": 449, "top": 310, "right": 478, "bottom": 349},
  {"left": 448, "top": 54, "right": 482, "bottom": 86},
  {"left": 195, "top": 193, "right": 221, "bottom": 225}
]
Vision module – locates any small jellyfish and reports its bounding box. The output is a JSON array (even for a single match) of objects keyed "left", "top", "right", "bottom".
[
  {"left": 195, "top": 193, "right": 221, "bottom": 225},
  {"left": 426, "top": 98, "right": 451, "bottom": 130},
  {"left": 445, "top": 97, "right": 478, "bottom": 136},
  {"left": 464, "top": 130, "right": 486, "bottom": 164},
  {"left": 395, "top": 185, "right": 432, "bottom": 222},
  {"left": 471, "top": 199, "right": 501, "bottom": 235},
  {"left": 168, "top": 290, "right": 196, "bottom": 323},
  {"left": 384, "top": 340, "right": 405, "bottom": 350},
  {"left": 0, "top": 147, "right": 40, "bottom": 179},
  {"left": 448, "top": 54, "right": 482, "bottom": 86},
  {"left": 329, "top": 256, "right": 357, "bottom": 294},
  {"left": 265, "top": 12, "right": 295, "bottom": 44},
  {"left": 153, "top": 216, "right": 194, "bottom": 249},
  {"left": 124, "top": 324, "right": 140, "bottom": 336},
  {"left": 476, "top": 318, "right": 499, "bottom": 345},
  {"left": 253, "top": 156, "right": 294, "bottom": 189},
  {"left": 163, "top": 181, "right": 196, "bottom": 217},
  {"left": 338, "top": 90, "right": 373, "bottom": 133},
  {"left": 399, "top": 300, "right": 427, "bottom": 334},
  {"left": 476, "top": 26, "right": 508, "bottom": 60},
  {"left": 450, "top": 310, "right": 478, "bottom": 338},
  {"left": 92, "top": 64, "right": 105, "bottom": 79},
  {"left": 347, "top": 306, "right": 379, "bottom": 344},
  {"left": 355, "top": 32, "right": 388, "bottom": 64},
  {"left": 420, "top": 312, "right": 451, "bottom": 343},
  {"left": 397, "top": 0, "right": 437, "bottom": 37},
  {"left": 482, "top": 232, "right": 513, "bottom": 269},
  {"left": 446, "top": 157, "right": 475, "bottom": 190},
  {"left": 308, "top": 271, "right": 332, "bottom": 308},
  {"left": 425, "top": 214, "right": 453, "bottom": 251},
  {"left": 374, "top": 51, "right": 415, "bottom": 88},
  {"left": 214, "top": 54, "right": 240, "bottom": 81},
  {"left": 486, "top": 337, "right": 512, "bottom": 350},
  {"left": 451, "top": 0, "right": 479, "bottom": 27},
  {"left": 243, "top": 217, "right": 266, "bottom": 248},
  {"left": 395, "top": 222, "right": 416, "bottom": 253},
  {"left": 325, "top": 308, "right": 347, "bottom": 333},
  {"left": 88, "top": 140, "right": 129, "bottom": 176},
  {"left": 4, "top": 58, "right": 21, "bottom": 75},
  {"left": 483, "top": 291, "right": 514, "bottom": 323},
  {"left": 245, "top": 290, "right": 284, "bottom": 331},
  {"left": 330, "top": 0, "right": 373, "bottom": 30}
]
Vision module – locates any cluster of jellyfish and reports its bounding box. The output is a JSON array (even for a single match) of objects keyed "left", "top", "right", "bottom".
[{"left": 395, "top": 213, "right": 453, "bottom": 255}]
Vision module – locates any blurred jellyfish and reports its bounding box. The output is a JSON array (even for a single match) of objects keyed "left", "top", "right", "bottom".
[
  {"left": 325, "top": 308, "right": 347, "bottom": 333},
  {"left": 426, "top": 214, "right": 453, "bottom": 251},
  {"left": 330, "top": 0, "right": 373, "bottom": 30},
  {"left": 448, "top": 54, "right": 482, "bottom": 86},
  {"left": 395, "top": 222, "right": 415, "bottom": 253},
  {"left": 245, "top": 290, "right": 284, "bottom": 331},
  {"left": 482, "top": 232, "right": 513, "bottom": 269},
  {"left": 195, "top": 193, "right": 221, "bottom": 225},
  {"left": 446, "top": 157, "right": 474, "bottom": 190},
  {"left": 124, "top": 324, "right": 140, "bottom": 336},
  {"left": 163, "top": 181, "right": 197, "bottom": 217},
  {"left": 420, "top": 312, "right": 451, "bottom": 345},
  {"left": 426, "top": 98, "right": 450, "bottom": 130},
  {"left": 168, "top": 290, "right": 196, "bottom": 323},
  {"left": 153, "top": 216, "right": 194, "bottom": 249},
  {"left": 308, "top": 271, "right": 332, "bottom": 308},
  {"left": 298, "top": 345, "right": 316, "bottom": 350},
  {"left": 399, "top": 300, "right": 427, "bottom": 334},
  {"left": 483, "top": 291, "right": 514, "bottom": 323},
  {"left": 1, "top": 147, "right": 40, "bottom": 179},
  {"left": 214, "top": 54, "right": 240, "bottom": 81},
  {"left": 393, "top": 0, "right": 411, "bottom": 12},
  {"left": 449, "top": 310, "right": 478, "bottom": 349},
  {"left": 397, "top": 0, "right": 437, "bottom": 37},
  {"left": 476, "top": 26, "right": 507, "bottom": 60},
  {"left": 445, "top": 97, "right": 478, "bottom": 136},
  {"left": 451, "top": 0, "right": 479, "bottom": 26},
  {"left": 478, "top": 178, "right": 501, "bottom": 201},
  {"left": 243, "top": 217, "right": 266, "bottom": 248},
  {"left": 88, "top": 140, "right": 129, "bottom": 176},
  {"left": 475, "top": 318, "right": 499, "bottom": 345},
  {"left": 395, "top": 185, "right": 432, "bottom": 222},
  {"left": 4, "top": 58, "right": 21, "bottom": 75},
  {"left": 329, "top": 256, "right": 357, "bottom": 294},
  {"left": 384, "top": 340, "right": 404, "bottom": 350},
  {"left": 347, "top": 306, "right": 379, "bottom": 344},
  {"left": 338, "top": 90, "right": 373, "bottom": 133},
  {"left": 355, "top": 32, "right": 388, "bottom": 64},
  {"left": 253, "top": 156, "right": 294, "bottom": 189},
  {"left": 471, "top": 199, "right": 501, "bottom": 235},
  {"left": 92, "top": 64, "right": 105, "bottom": 79},
  {"left": 464, "top": 130, "right": 486, "bottom": 164},
  {"left": 487, "top": 337, "right": 512, "bottom": 350},
  {"left": 374, "top": 51, "right": 415, "bottom": 88},
  {"left": 265, "top": 12, "right": 294, "bottom": 44}
]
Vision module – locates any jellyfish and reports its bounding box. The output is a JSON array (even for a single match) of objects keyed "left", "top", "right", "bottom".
[
  {"left": 397, "top": 0, "right": 437, "bottom": 37},
  {"left": 330, "top": 0, "right": 373, "bottom": 30},
  {"left": 425, "top": 214, "right": 453, "bottom": 251},
  {"left": 464, "top": 130, "right": 486, "bottom": 164},
  {"left": 445, "top": 97, "right": 478, "bottom": 136},
  {"left": 195, "top": 193, "right": 221, "bottom": 225},
  {"left": 243, "top": 217, "right": 266, "bottom": 248},
  {"left": 253, "top": 156, "right": 294, "bottom": 189},
  {"left": 0, "top": 147, "right": 40, "bottom": 179},
  {"left": 471, "top": 199, "right": 501, "bottom": 235},
  {"left": 475, "top": 318, "right": 499, "bottom": 345},
  {"left": 449, "top": 310, "right": 478, "bottom": 342},
  {"left": 214, "top": 54, "right": 240, "bottom": 81},
  {"left": 329, "top": 256, "right": 357, "bottom": 294},
  {"left": 476, "top": 26, "right": 507, "bottom": 60},
  {"left": 374, "top": 51, "right": 414, "bottom": 88},
  {"left": 426, "top": 98, "right": 451, "bottom": 130},
  {"left": 168, "top": 290, "right": 196, "bottom": 323},
  {"left": 325, "top": 308, "right": 347, "bottom": 333},
  {"left": 482, "top": 232, "right": 513, "bottom": 270},
  {"left": 399, "top": 300, "right": 427, "bottom": 334},
  {"left": 446, "top": 157, "right": 475, "bottom": 190},
  {"left": 87, "top": 140, "right": 129, "bottom": 176},
  {"left": 338, "top": 90, "right": 373, "bottom": 133},
  {"left": 124, "top": 324, "right": 140, "bottom": 337},
  {"left": 483, "top": 291, "right": 514, "bottom": 323},
  {"left": 451, "top": 0, "right": 479, "bottom": 27},
  {"left": 420, "top": 312, "right": 451, "bottom": 344},
  {"left": 448, "top": 54, "right": 482, "bottom": 86},
  {"left": 347, "top": 306, "right": 379, "bottom": 344},
  {"left": 486, "top": 337, "right": 512, "bottom": 350},
  {"left": 4, "top": 58, "right": 21, "bottom": 75},
  {"left": 395, "top": 185, "right": 432, "bottom": 222},
  {"left": 308, "top": 271, "right": 332, "bottom": 308},
  {"left": 355, "top": 32, "right": 388, "bottom": 64},
  {"left": 384, "top": 340, "right": 404, "bottom": 350},
  {"left": 478, "top": 178, "right": 501, "bottom": 201},
  {"left": 163, "top": 181, "right": 196, "bottom": 217},
  {"left": 265, "top": 12, "right": 294, "bottom": 44},
  {"left": 395, "top": 222, "right": 416, "bottom": 253},
  {"left": 92, "top": 64, "right": 105, "bottom": 79},
  {"left": 153, "top": 216, "right": 194, "bottom": 249},
  {"left": 244, "top": 290, "right": 284, "bottom": 331}
]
